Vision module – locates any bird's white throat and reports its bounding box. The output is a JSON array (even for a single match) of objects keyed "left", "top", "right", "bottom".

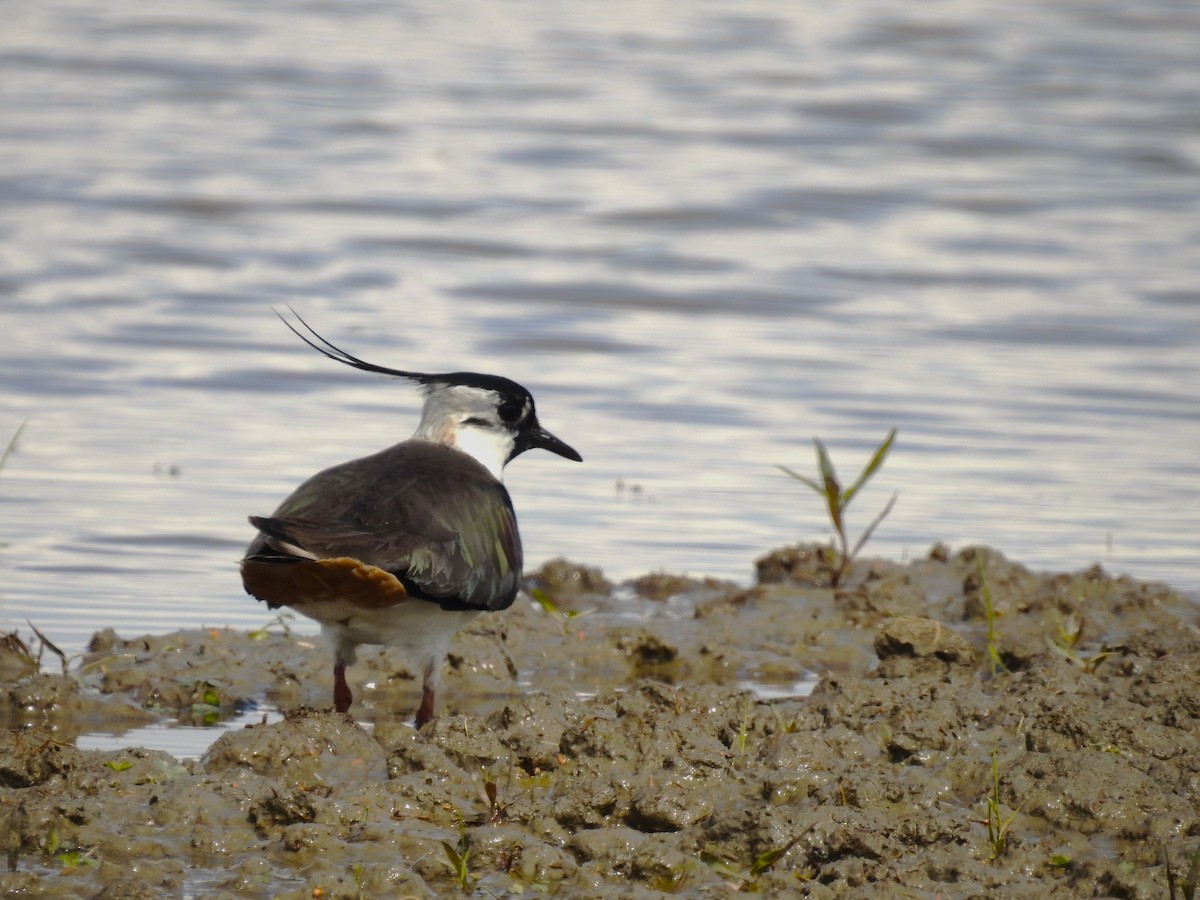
[{"left": 446, "top": 423, "right": 513, "bottom": 480}]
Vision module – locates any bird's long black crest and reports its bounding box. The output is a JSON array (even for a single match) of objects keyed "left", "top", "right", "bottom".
[
  {"left": 277, "top": 307, "right": 534, "bottom": 398},
  {"left": 276, "top": 307, "right": 433, "bottom": 384}
]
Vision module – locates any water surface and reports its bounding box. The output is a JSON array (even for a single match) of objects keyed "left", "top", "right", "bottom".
[{"left": 2, "top": 0, "right": 1198, "bottom": 660}]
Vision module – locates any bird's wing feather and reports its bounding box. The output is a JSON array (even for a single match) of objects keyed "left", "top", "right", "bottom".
[{"left": 241, "top": 554, "right": 409, "bottom": 611}]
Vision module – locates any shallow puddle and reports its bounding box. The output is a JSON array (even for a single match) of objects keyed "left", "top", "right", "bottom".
[{"left": 75, "top": 706, "right": 287, "bottom": 761}]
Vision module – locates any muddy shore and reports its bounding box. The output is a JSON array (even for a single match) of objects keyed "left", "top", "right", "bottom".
[{"left": 2, "top": 543, "right": 1198, "bottom": 897}]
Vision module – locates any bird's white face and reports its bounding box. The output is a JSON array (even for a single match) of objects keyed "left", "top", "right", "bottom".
[{"left": 412, "top": 384, "right": 525, "bottom": 480}]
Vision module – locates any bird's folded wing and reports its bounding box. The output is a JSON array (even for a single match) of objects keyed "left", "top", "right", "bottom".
[
  {"left": 241, "top": 554, "right": 409, "bottom": 610},
  {"left": 246, "top": 497, "right": 521, "bottom": 611}
]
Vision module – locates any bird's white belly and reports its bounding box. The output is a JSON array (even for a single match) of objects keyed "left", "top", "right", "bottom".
[
  {"left": 294, "top": 598, "right": 480, "bottom": 676},
  {"left": 336, "top": 602, "right": 479, "bottom": 653}
]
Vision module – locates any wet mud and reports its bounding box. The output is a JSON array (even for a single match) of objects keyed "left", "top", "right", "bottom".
[{"left": 2, "top": 544, "right": 1199, "bottom": 897}]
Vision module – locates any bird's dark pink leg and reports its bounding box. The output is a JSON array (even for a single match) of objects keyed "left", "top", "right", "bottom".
[
  {"left": 415, "top": 683, "right": 435, "bottom": 729},
  {"left": 333, "top": 662, "right": 353, "bottom": 713}
]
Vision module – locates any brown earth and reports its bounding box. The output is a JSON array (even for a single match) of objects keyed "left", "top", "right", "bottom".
[{"left": 1, "top": 544, "right": 1198, "bottom": 898}]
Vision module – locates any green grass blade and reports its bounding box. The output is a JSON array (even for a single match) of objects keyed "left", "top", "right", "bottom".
[
  {"left": 813, "top": 438, "right": 843, "bottom": 533},
  {"left": 530, "top": 588, "right": 561, "bottom": 616},
  {"left": 750, "top": 832, "right": 806, "bottom": 877},
  {"left": 848, "top": 490, "right": 898, "bottom": 559},
  {"left": 813, "top": 437, "right": 840, "bottom": 494},
  {"left": 841, "top": 428, "right": 897, "bottom": 509},
  {"left": 775, "top": 464, "right": 824, "bottom": 495},
  {"left": 978, "top": 557, "right": 1007, "bottom": 676}
]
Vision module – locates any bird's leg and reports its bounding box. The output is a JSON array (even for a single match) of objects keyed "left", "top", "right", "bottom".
[
  {"left": 333, "top": 661, "right": 353, "bottom": 713},
  {"left": 415, "top": 682, "right": 436, "bottom": 729}
]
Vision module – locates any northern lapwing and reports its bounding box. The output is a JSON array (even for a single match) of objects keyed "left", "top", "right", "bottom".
[{"left": 241, "top": 312, "right": 581, "bottom": 727}]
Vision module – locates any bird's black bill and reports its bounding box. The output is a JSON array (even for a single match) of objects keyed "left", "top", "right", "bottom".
[{"left": 524, "top": 426, "right": 582, "bottom": 462}]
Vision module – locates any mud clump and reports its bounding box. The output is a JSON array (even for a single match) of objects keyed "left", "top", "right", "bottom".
[{"left": 1, "top": 543, "right": 1198, "bottom": 897}]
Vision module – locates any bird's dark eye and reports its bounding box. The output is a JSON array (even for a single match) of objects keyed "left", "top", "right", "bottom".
[{"left": 498, "top": 399, "right": 524, "bottom": 423}]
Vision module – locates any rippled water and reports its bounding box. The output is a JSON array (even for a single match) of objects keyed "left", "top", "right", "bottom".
[{"left": 2, "top": 0, "right": 1198, "bottom": 663}]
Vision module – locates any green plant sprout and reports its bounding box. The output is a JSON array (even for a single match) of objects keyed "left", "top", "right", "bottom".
[
  {"left": 474, "top": 775, "right": 526, "bottom": 827},
  {"left": 530, "top": 587, "right": 593, "bottom": 635},
  {"left": 777, "top": 428, "right": 898, "bottom": 587},
  {"left": 976, "top": 559, "right": 1006, "bottom": 677},
  {"left": 441, "top": 832, "right": 473, "bottom": 891},
  {"left": 984, "top": 749, "right": 1019, "bottom": 861},
  {"left": 702, "top": 831, "right": 810, "bottom": 891},
  {"left": 1045, "top": 613, "right": 1113, "bottom": 674}
]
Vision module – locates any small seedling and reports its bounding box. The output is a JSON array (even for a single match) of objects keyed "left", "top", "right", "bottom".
[
  {"left": 983, "top": 750, "right": 1019, "bottom": 861},
  {"left": 770, "top": 709, "right": 801, "bottom": 735},
  {"left": 702, "top": 831, "right": 810, "bottom": 890},
  {"left": 730, "top": 695, "right": 758, "bottom": 760},
  {"left": 441, "top": 832, "right": 473, "bottom": 891},
  {"left": 54, "top": 847, "right": 99, "bottom": 873},
  {"left": 1045, "top": 614, "right": 1113, "bottom": 674},
  {"left": 474, "top": 776, "right": 525, "bottom": 827},
  {"left": 1056, "top": 613, "right": 1084, "bottom": 651},
  {"left": 530, "top": 588, "right": 593, "bottom": 635},
  {"left": 976, "top": 559, "right": 1007, "bottom": 677},
  {"left": 777, "top": 428, "right": 898, "bottom": 587},
  {"left": 41, "top": 828, "right": 98, "bottom": 872},
  {"left": 734, "top": 717, "right": 751, "bottom": 756},
  {"left": 750, "top": 839, "right": 801, "bottom": 879}
]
